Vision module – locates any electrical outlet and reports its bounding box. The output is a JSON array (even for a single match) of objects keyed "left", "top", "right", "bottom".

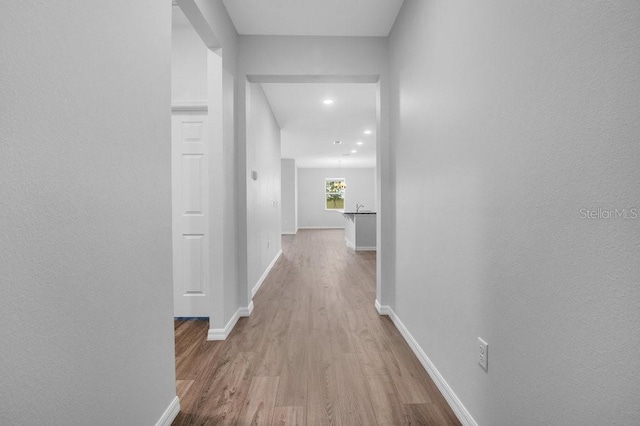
[{"left": 478, "top": 337, "right": 488, "bottom": 371}]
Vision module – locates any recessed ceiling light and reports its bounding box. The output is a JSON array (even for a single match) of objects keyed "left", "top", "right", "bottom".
[
  {"left": 323, "top": 99, "right": 334, "bottom": 105},
  {"left": 364, "top": 129, "right": 372, "bottom": 135},
  {"left": 333, "top": 140, "right": 341, "bottom": 144},
  {"left": 356, "top": 141, "right": 363, "bottom": 145},
  {"left": 351, "top": 150, "right": 357, "bottom": 153}
]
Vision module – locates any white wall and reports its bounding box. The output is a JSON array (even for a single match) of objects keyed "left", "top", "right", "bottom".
[
  {"left": 237, "top": 35, "right": 393, "bottom": 305},
  {"left": 298, "top": 168, "right": 376, "bottom": 228},
  {"left": 389, "top": 1, "right": 640, "bottom": 425},
  {"left": 172, "top": 7, "right": 207, "bottom": 102},
  {"left": 0, "top": 1, "right": 176, "bottom": 425},
  {"left": 246, "top": 83, "right": 282, "bottom": 295},
  {"left": 190, "top": 0, "right": 242, "bottom": 324},
  {"left": 281, "top": 159, "right": 298, "bottom": 234}
]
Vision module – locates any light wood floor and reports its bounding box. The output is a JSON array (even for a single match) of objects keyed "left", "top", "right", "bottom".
[{"left": 173, "top": 229, "right": 460, "bottom": 426}]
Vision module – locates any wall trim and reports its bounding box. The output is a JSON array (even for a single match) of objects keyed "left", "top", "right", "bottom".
[
  {"left": 239, "top": 301, "right": 254, "bottom": 317},
  {"left": 298, "top": 226, "right": 345, "bottom": 230},
  {"left": 376, "top": 303, "right": 477, "bottom": 426},
  {"left": 171, "top": 100, "right": 208, "bottom": 112},
  {"left": 251, "top": 249, "right": 283, "bottom": 298},
  {"left": 207, "top": 301, "right": 252, "bottom": 341},
  {"left": 348, "top": 240, "right": 376, "bottom": 252},
  {"left": 374, "top": 299, "right": 392, "bottom": 316},
  {"left": 345, "top": 238, "right": 355, "bottom": 250},
  {"left": 155, "top": 396, "right": 180, "bottom": 426},
  {"left": 174, "top": 317, "right": 208, "bottom": 321},
  {"left": 208, "top": 310, "right": 239, "bottom": 340},
  {"left": 281, "top": 230, "right": 298, "bottom": 235}
]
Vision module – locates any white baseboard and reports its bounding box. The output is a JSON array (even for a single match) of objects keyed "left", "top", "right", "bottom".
[
  {"left": 346, "top": 239, "right": 376, "bottom": 252},
  {"left": 239, "top": 301, "right": 254, "bottom": 317},
  {"left": 298, "top": 226, "right": 345, "bottom": 229},
  {"left": 374, "top": 299, "right": 392, "bottom": 315},
  {"left": 281, "top": 230, "right": 297, "bottom": 235},
  {"left": 155, "top": 396, "right": 180, "bottom": 426},
  {"left": 251, "top": 249, "right": 282, "bottom": 298},
  {"left": 208, "top": 310, "right": 239, "bottom": 340},
  {"left": 207, "top": 300, "right": 255, "bottom": 340},
  {"left": 375, "top": 303, "right": 477, "bottom": 426},
  {"left": 345, "top": 238, "right": 355, "bottom": 250}
]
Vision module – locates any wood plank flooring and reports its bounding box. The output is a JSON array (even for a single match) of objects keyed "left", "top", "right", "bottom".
[{"left": 173, "top": 229, "right": 460, "bottom": 426}]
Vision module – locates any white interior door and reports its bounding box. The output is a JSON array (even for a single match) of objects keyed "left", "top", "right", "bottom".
[{"left": 172, "top": 112, "right": 210, "bottom": 317}]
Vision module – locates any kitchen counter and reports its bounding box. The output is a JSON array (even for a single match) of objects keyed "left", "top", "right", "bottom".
[
  {"left": 342, "top": 211, "right": 377, "bottom": 215},
  {"left": 342, "top": 211, "right": 376, "bottom": 251}
]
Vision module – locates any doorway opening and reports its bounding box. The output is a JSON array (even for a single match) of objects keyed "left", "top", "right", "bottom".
[
  {"left": 171, "top": 4, "right": 218, "bottom": 320},
  {"left": 245, "top": 78, "right": 381, "bottom": 300}
]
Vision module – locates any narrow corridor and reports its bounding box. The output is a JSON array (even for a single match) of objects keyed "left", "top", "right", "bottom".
[{"left": 174, "top": 230, "right": 460, "bottom": 425}]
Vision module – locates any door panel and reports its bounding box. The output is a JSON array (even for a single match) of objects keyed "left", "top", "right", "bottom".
[
  {"left": 182, "top": 154, "right": 204, "bottom": 215},
  {"left": 172, "top": 113, "right": 209, "bottom": 317},
  {"left": 182, "top": 234, "right": 204, "bottom": 295}
]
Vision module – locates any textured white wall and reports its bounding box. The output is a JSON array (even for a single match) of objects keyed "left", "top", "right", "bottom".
[
  {"left": 281, "top": 159, "right": 298, "bottom": 234},
  {"left": 0, "top": 1, "right": 175, "bottom": 425},
  {"left": 192, "top": 0, "right": 241, "bottom": 322},
  {"left": 246, "top": 83, "right": 282, "bottom": 293},
  {"left": 390, "top": 1, "right": 640, "bottom": 425},
  {"left": 298, "top": 168, "right": 376, "bottom": 228},
  {"left": 172, "top": 7, "right": 207, "bottom": 102}
]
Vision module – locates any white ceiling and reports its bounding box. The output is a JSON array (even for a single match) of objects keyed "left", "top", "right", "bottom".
[
  {"left": 218, "top": 1, "right": 395, "bottom": 168},
  {"left": 260, "top": 83, "right": 377, "bottom": 168},
  {"left": 222, "top": 0, "right": 404, "bottom": 37}
]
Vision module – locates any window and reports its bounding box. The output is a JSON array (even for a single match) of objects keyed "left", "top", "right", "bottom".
[{"left": 325, "top": 178, "right": 346, "bottom": 210}]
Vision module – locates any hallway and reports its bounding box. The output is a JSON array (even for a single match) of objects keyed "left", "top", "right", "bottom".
[{"left": 173, "top": 230, "right": 460, "bottom": 425}]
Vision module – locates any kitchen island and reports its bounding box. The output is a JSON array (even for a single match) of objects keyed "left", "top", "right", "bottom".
[{"left": 342, "top": 211, "right": 376, "bottom": 251}]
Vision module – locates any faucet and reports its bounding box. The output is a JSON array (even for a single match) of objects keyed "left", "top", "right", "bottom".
[{"left": 355, "top": 203, "right": 364, "bottom": 212}]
